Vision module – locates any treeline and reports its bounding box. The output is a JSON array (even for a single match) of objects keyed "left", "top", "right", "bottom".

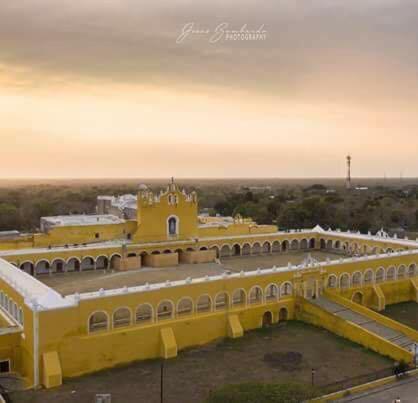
[
  {"left": 0, "top": 183, "right": 417, "bottom": 234},
  {"left": 214, "top": 185, "right": 418, "bottom": 233}
]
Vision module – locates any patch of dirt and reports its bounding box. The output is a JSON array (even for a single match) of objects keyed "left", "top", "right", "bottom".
[{"left": 263, "top": 351, "right": 303, "bottom": 371}]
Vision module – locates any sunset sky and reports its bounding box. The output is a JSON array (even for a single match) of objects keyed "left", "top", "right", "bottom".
[{"left": 1, "top": 0, "right": 418, "bottom": 178}]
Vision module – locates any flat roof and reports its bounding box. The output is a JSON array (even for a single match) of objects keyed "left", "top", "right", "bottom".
[{"left": 41, "top": 214, "right": 125, "bottom": 227}]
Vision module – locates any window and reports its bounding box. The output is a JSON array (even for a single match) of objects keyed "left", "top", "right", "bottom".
[
  {"left": 95, "top": 233, "right": 100, "bottom": 239},
  {"left": 136, "top": 304, "right": 153, "bottom": 324},
  {"left": 0, "top": 360, "right": 10, "bottom": 373},
  {"left": 89, "top": 311, "right": 108, "bottom": 333},
  {"left": 168, "top": 217, "right": 177, "bottom": 236},
  {"left": 113, "top": 308, "right": 131, "bottom": 328}
]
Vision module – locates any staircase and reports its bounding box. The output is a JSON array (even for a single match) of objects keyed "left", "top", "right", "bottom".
[{"left": 311, "top": 296, "right": 415, "bottom": 353}]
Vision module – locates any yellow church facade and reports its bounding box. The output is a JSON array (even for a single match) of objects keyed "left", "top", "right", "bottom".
[{"left": 0, "top": 183, "right": 417, "bottom": 390}]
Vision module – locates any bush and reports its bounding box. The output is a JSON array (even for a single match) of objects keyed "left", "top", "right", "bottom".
[{"left": 206, "top": 382, "right": 317, "bottom": 403}]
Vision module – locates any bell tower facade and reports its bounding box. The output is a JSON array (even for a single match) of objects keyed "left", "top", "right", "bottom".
[{"left": 134, "top": 181, "right": 198, "bottom": 242}]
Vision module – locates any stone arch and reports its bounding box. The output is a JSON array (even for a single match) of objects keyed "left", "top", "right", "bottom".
[
  {"left": 282, "top": 240, "right": 289, "bottom": 252},
  {"left": 88, "top": 311, "right": 109, "bottom": 333},
  {"left": 196, "top": 294, "right": 212, "bottom": 313},
  {"left": 290, "top": 239, "right": 299, "bottom": 250},
  {"left": 50, "top": 258, "right": 65, "bottom": 273},
  {"left": 327, "top": 274, "right": 337, "bottom": 288},
  {"left": 20, "top": 261, "right": 34, "bottom": 276},
  {"left": 320, "top": 239, "right": 326, "bottom": 249},
  {"left": 262, "top": 241, "right": 271, "bottom": 254},
  {"left": 339, "top": 273, "right": 350, "bottom": 289},
  {"left": 407, "top": 264, "right": 416, "bottom": 278},
  {"left": 265, "top": 284, "right": 278, "bottom": 302},
  {"left": 309, "top": 238, "right": 316, "bottom": 249},
  {"left": 220, "top": 244, "right": 231, "bottom": 258},
  {"left": 262, "top": 311, "right": 273, "bottom": 327},
  {"left": 397, "top": 265, "right": 406, "bottom": 279},
  {"left": 232, "top": 289, "right": 246, "bottom": 306},
  {"left": 252, "top": 242, "right": 261, "bottom": 255},
  {"left": 375, "top": 267, "right": 385, "bottom": 283},
  {"left": 151, "top": 250, "right": 161, "bottom": 255},
  {"left": 135, "top": 304, "right": 153, "bottom": 324},
  {"left": 35, "top": 260, "right": 50, "bottom": 275},
  {"left": 109, "top": 254, "right": 122, "bottom": 270},
  {"left": 232, "top": 244, "right": 241, "bottom": 256},
  {"left": 66, "top": 257, "right": 80, "bottom": 272},
  {"left": 279, "top": 307, "right": 288, "bottom": 322},
  {"left": 214, "top": 292, "right": 229, "bottom": 310},
  {"left": 326, "top": 239, "right": 333, "bottom": 249},
  {"left": 112, "top": 307, "right": 131, "bottom": 328},
  {"left": 352, "top": 271, "right": 362, "bottom": 286},
  {"left": 199, "top": 246, "right": 208, "bottom": 251},
  {"left": 157, "top": 300, "right": 174, "bottom": 321},
  {"left": 248, "top": 286, "right": 263, "bottom": 304},
  {"left": 96, "top": 255, "right": 109, "bottom": 270},
  {"left": 280, "top": 282, "right": 293, "bottom": 297},
  {"left": 242, "top": 243, "right": 251, "bottom": 256},
  {"left": 352, "top": 291, "right": 363, "bottom": 305},
  {"left": 335, "top": 240, "right": 341, "bottom": 250},
  {"left": 364, "top": 269, "right": 374, "bottom": 284},
  {"left": 81, "top": 256, "right": 95, "bottom": 271},
  {"left": 386, "top": 266, "right": 396, "bottom": 281},
  {"left": 177, "top": 297, "right": 193, "bottom": 316},
  {"left": 300, "top": 239, "right": 308, "bottom": 250},
  {"left": 272, "top": 241, "right": 280, "bottom": 253},
  {"left": 163, "top": 249, "right": 173, "bottom": 254}
]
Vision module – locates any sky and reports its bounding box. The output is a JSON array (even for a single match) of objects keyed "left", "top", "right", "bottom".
[{"left": 1, "top": 0, "right": 418, "bottom": 178}]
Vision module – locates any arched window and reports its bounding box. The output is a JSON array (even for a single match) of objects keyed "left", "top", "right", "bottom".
[
  {"left": 327, "top": 275, "right": 337, "bottom": 288},
  {"left": 248, "top": 286, "right": 263, "bottom": 304},
  {"left": 168, "top": 216, "right": 178, "bottom": 236},
  {"left": 397, "top": 265, "right": 406, "bottom": 279},
  {"left": 265, "top": 284, "right": 278, "bottom": 301},
  {"left": 136, "top": 304, "right": 153, "bottom": 324},
  {"left": 89, "top": 311, "right": 108, "bottom": 333},
  {"left": 364, "top": 269, "right": 373, "bottom": 284},
  {"left": 196, "top": 295, "right": 212, "bottom": 313},
  {"left": 386, "top": 266, "right": 395, "bottom": 281},
  {"left": 232, "top": 289, "right": 246, "bottom": 306},
  {"left": 375, "top": 267, "right": 385, "bottom": 283},
  {"left": 339, "top": 274, "right": 350, "bottom": 289},
  {"left": 215, "top": 293, "right": 229, "bottom": 310},
  {"left": 352, "top": 272, "right": 362, "bottom": 286},
  {"left": 157, "top": 300, "right": 174, "bottom": 320},
  {"left": 281, "top": 282, "right": 293, "bottom": 296},
  {"left": 407, "top": 264, "right": 416, "bottom": 278},
  {"left": 113, "top": 308, "right": 131, "bottom": 328},
  {"left": 177, "top": 298, "right": 193, "bottom": 316}
]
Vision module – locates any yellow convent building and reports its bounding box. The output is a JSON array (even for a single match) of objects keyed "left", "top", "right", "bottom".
[{"left": 0, "top": 181, "right": 416, "bottom": 389}]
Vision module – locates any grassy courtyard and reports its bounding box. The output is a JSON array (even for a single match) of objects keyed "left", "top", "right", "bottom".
[{"left": 10, "top": 321, "right": 392, "bottom": 403}]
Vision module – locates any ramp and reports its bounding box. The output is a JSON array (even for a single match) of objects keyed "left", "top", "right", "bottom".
[{"left": 311, "top": 296, "right": 416, "bottom": 353}]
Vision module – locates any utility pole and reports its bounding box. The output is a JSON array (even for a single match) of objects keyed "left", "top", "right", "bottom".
[{"left": 346, "top": 155, "right": 352, "bottom": 190}]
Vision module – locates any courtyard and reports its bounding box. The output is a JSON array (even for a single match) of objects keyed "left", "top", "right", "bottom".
[
  {"left": 9, "top": 321, "right": 392, "bottom": 403},
  {"left": 39, "top": 250, "right": 343, "bottom": 295}
]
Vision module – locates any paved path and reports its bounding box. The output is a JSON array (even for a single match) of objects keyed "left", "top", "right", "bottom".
[
  {"left": 311, "top": 297, "right": 415, "bottom": 352},
  {"left": 336, "top": 374, "right": 418, "bottom": 402}
]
